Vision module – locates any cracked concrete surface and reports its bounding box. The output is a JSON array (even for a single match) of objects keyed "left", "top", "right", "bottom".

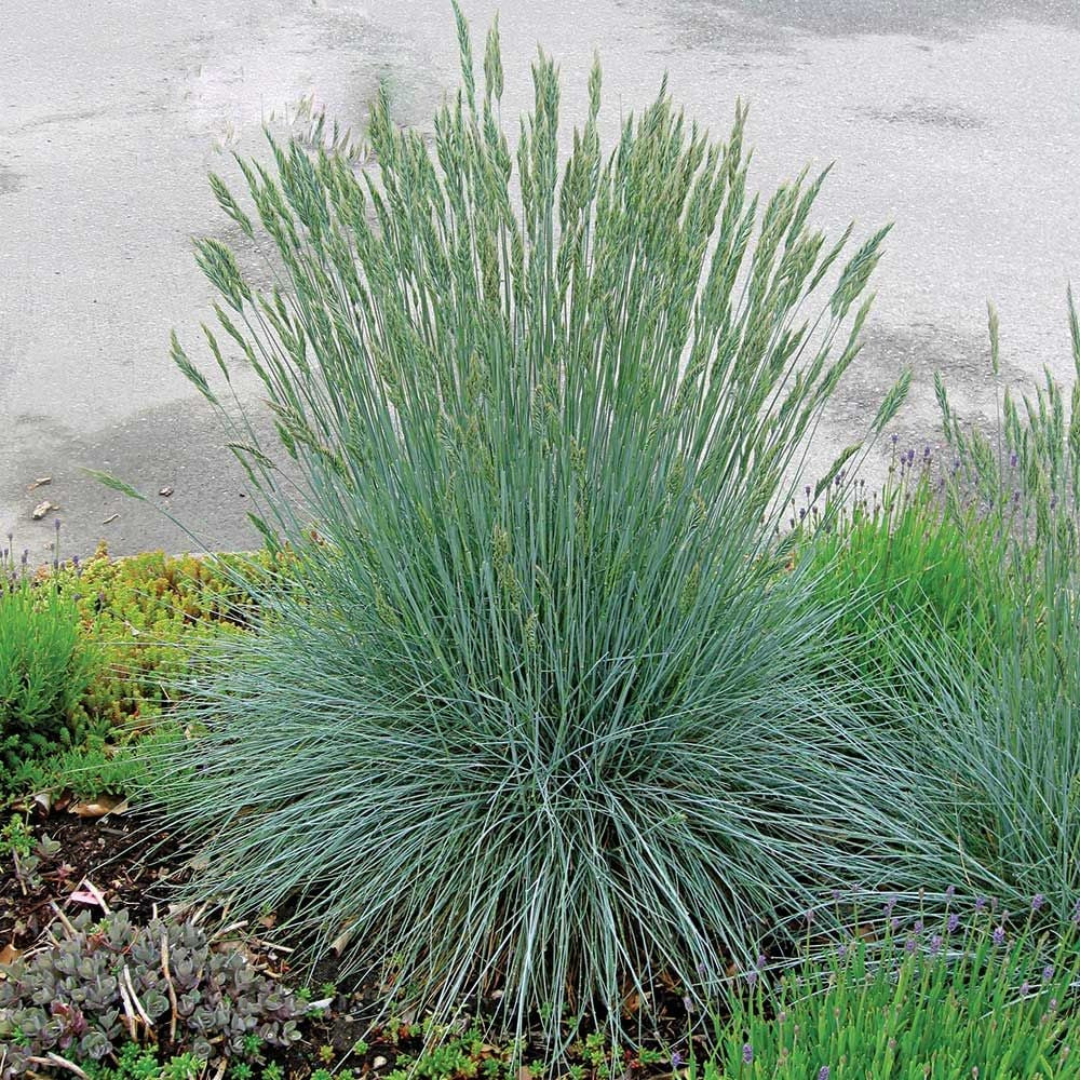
[{"left": 2, "top": 0, "right": 1079, "bottom": 563}]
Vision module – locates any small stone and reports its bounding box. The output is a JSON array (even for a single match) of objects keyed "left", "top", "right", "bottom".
[
  {"left": 158, "top": 485, "right": 174, "bottom": 497},
  {"left": 372, "top": 1058, "right": 387, "bottom": 1070},
  {"left": 32, "top": 500, "right": 59, "bottom": 520}
]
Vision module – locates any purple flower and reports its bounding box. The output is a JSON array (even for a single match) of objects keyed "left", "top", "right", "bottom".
[
  {"left": 836, "top": 945, "right": 847, "bottom": 961},
  {"left": 913, "top": 919, "right": 924, "bottom": 934},
  {"left": 818, "top": 1069, "right": 830, "bottom": 1080},
  {"left": 884, "top": 895, "right": 898, "bottom": 915},
  {"left": 1031, "top": 894, "right": 1045, "bottom": 912},
  {"left": 1072, "top": 899, "right": 1080, "bottom": 926},
  {"left": 20, "top": 549, "right": 28, "bottom": 567},
  {"left": 992, "top": 925, "right": 1006, "bottom": 947},
  {"left": 1020, "top": 981, "right": 1030, "bottom": 996},
  {"left": 929, "top": 934, "right": 943, "bottom": 956},
  {"left": 54, "top": 517, "right": 61, "bottom": 532},
  {"left": 891, "top": 433, "right": 899, "bottom": 445},
  {"left": 805, "top": 908, "right": 815, "bottom": 925},
  {"left": 945, "top": 885, "right": 956, "bottom": 900},
  {"left": 745, "top": 970, "right": 758, "bottom": 988},
  {"left": 948, "top": 913, "right": 961, "bottom": 934},
  {"left": 742, "top": 1043, "right": 753, "bottom": 1065},
  {"left": 756, "top": 954, "right": 766, "bottom": 971},
  {"left": 904, "top": 937, "right": 917, "bottom": 954},
  {"left": 805, "top": 484, "right": 812, "bottom": 498},
  {"left": 975, "top": 897, "right": 987, "bottom": 913},
  {"left": 891, "top": 916, "right": 901, "bottom": 933},
  {"left": 671, "top": 1051, "right": 684, "bottom": 1070},
  {"left": 1044, "top": 965, "right": 1056, "bottom": 982}
]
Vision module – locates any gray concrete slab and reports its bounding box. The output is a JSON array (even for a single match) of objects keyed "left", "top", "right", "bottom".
[{"left": 2, "top": 0, "right": 1079, "bottom": 564}]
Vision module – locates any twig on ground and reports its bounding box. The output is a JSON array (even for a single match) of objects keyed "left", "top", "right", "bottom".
[{"left": 162, "top": 931, "right": 180, "bottom": 1044}]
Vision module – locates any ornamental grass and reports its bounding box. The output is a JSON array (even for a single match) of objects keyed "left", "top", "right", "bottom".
[{"left": 138, "top": 7, "right": 979, "bottom": 1049}]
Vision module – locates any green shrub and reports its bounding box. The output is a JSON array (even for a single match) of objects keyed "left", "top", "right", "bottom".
[
  {"left": 145, "top": 7, "right": 974, "bottom": 1049},
  {"left": 0, "top": 559, "right": 99, "bottom": 792},
  {"left": 705, "top": 899, "right": 1080, "bottom": 1077}
]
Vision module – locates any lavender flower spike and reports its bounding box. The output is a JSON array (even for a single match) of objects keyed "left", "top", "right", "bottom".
[{"left": 742, "top": 1043, "right": 753, "bottom": 1065}]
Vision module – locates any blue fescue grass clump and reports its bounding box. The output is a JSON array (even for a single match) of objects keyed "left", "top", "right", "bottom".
[{"left": 133, "top": 5, "right": 985, "bottom": 1050}]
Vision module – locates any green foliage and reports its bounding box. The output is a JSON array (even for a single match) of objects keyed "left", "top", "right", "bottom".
[
  {"left": 82, "top": 1044, "right": 207, "bottom": 1080},
  {"left": 64, "top": 544, "right": 280, "bottom": 730},
  {"left": 704, "top": 903, "right": 1080, "bottom": 1077},
  {"left": 898, "top": 300, "right": 1080, "bottom": 912},
  {"left": 801, "top": 456, "right": 1015, "bottom": 710},
  {"left": 0, "top": 817, "right": 61, "bottom": 893},
  {"left": 0, "top": 910, "right": 308, "bottom": 1076},
  {"left": 0, "top": 563, "right": 99, "bottom": 793},
  {"left": 150, "top": 9, "right": 983, "bottom": 1051},
  {"left": 4, "top": 728, "right": 179, "bottom": 803},
  {"left": 0, "top": 543, "right": 296, "bottom": 804},
  {"left": 0, "top": 813, "right": 33, "bottom": 859}
]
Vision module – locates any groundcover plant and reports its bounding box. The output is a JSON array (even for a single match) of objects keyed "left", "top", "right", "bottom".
[{"left": 134, "top": 4, "right": 985, "bottom": 1051}]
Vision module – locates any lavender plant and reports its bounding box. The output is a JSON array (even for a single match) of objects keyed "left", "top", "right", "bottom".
[
  {"left": 704, "top": 897, "right": 1080, "bottom": 1077},
  {"left": 129, "top": 5, "right": 974, "bottom": 1050}
]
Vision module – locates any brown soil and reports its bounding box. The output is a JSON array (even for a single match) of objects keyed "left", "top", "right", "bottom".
[{"left": 0, "top": 809, "right": 187, "bottom": 955}]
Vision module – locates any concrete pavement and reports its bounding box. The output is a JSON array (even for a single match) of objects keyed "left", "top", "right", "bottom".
[{"left": 2, "top": 0, "right": 1078, "bottom": 563}]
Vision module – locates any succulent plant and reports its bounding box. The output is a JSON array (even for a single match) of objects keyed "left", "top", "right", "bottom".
[{"left": 0, "top": 910, "right": 307, "bottom": 1078}]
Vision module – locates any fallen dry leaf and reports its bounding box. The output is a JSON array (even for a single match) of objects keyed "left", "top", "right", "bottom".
[
  {"left": 69, "top": 795, "right": 128, "bottom": 818},
  {"left": 26, "top": 477, "right": 52, "bottom": 491},
  {"left": 32, "top": 500, "right": 59, "bottom": 520},
  {"left": 0, "top": 943, "right": 21, "bottom": 967}
]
